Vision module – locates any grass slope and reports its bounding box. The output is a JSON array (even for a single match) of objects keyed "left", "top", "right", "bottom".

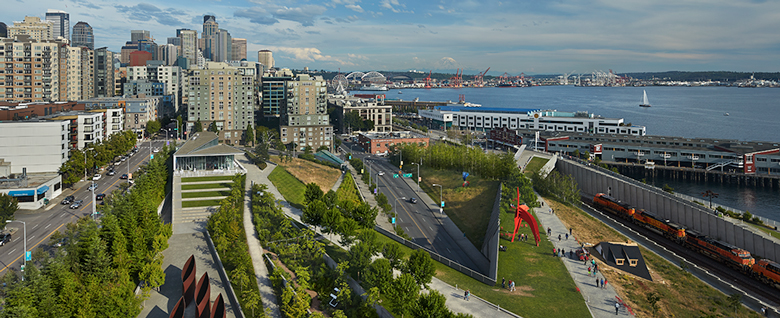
[
  {"left": 270, "top": 156, "right": 341, "bottom": 193},
  {"left": 523, "top": 157, "right": 549, "bottom": 175},
  {"left": 416, "top": 166, "right": 499, "bottom": 248},
  {"left": 181, "top": 190, "right": 231, "bottom": 199},
  {"left": 267, "top": 166, "right": 306, "bottom": 209},
  {"left": 181, "top": 182, "right": 232, "bottom": 190}
]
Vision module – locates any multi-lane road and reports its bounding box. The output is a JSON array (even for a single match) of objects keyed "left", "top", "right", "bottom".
[
  {"left": 342, "top": 141, "right": 480, "bottom": 271},
  {"left": 0, "top": 139, "right": 167, "bottom": 277}
]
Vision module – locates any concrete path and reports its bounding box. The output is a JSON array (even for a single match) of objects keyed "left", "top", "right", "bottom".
[
  {"left": 534, "top": 198, "right": 634, "bottom": 317},
  {"left": 238, "top": 155, "right": 282, "bottom": 318}
]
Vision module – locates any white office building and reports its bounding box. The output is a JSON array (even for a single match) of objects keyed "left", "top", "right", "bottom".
[{"left": 0, "top": 120, "right": 70, "bottom": 174}]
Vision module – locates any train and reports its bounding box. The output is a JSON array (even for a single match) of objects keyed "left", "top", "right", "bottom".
[{"left": 592, "top": 193, "right": 780, "bottom": 287}]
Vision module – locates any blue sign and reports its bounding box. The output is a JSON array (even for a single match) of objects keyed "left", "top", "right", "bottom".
[
  {"left": 391, "top": 217, "right": 396, "bottom": 224},
  {"left": 25, "top": 251, "right": 31, "bottom": 261},
  {"left": 150, "top": 154, "right": 154, "bottom": 159},
  {"left": 374, "top": 188, "right": 377, "bottom": 194},
  {"left": 441, "top": 201, "right": 445, "bottom": 208},
  {"left": 462, "top": 172, "right": 470, "bottom": 181}
]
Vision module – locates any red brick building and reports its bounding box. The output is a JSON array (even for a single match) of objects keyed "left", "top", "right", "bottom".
[
  {"left": 129, "top": 50, "right": 153, "bottom": 67},
  {"left": 357, "top": 131, "right": 429, "bottom": 155},
  {"left": 0, "top": 102, "right": 85, "bottom": 121},
  {"left": 487, "top": 127, "right": 523, "bottom": 146}
]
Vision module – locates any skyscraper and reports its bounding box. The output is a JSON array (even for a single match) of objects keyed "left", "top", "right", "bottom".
[
  {"left": 258, "top": 50, "right": 274, "bottom": 72},
  {"left": 177, "top": 29, "right": 198, "bottom": 62},
  {"left": 45, "top": 9, "right": 69, "bottom": 41},
  {"left": 67, "top": 46, "right": 95, "bottom": 100},
  {"left": 167, "top": 37, "right": 181, "bottom": 46},
  {"left": 71, "top": 21, "right": 94, "bottom": 49},
  {"left": 279, "top": 74, "right": 332, "bottom": 151},
  {"left": 130, "top": 30, "right": 150, "bottom": 42},
  {"left": 157, "top": 44, "right": 179, "bottom": 66},
  {"left": 231, "top": 38, "right": 247, "bottom": 61},
  {"left": 0, "top": 36, "right": 68, "bottom": 102},
  {"left": 215, "top": 29, "right": 231, "bottom": 62},
  {"left": 94, "top": 48, "right": 115, "bottom": 97},
  {"left": 202, "top": 15, "right": 218, "bottom": 61}
]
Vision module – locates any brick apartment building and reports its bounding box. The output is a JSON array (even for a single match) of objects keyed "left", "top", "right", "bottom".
[{"left": 356, "top": 131, "right": 429, "bottom": 155}]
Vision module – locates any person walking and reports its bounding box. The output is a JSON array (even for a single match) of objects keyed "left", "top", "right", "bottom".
[
  {"left": 561, "top": 248, "right": 565, "bottom": 257},
  {"left": 464, "top": 289, "right": 469, "bottom": 301},
  {"left": 558, "top": 234, "right": 562, "bottom": 242},
  {"left": 587, "top": 267, "right": 591, "bottom": 277},
  {"left": 615, "top": 302, "right": 620, "bottom": 315},
  {"left": 566, "top": 233, "right": 569, "bottom": 240},
  {"left": 601, "top": 278, "right": 605, "bottom": 289},
  {"left": 604, "top": 278, "right": 608, "bottom": 289},
  {"left": 511, "top": 281, "right": 516, "bottom": 292},
  {"left": 597, "top": 277, "right": 600, "bottom": 288},
  {"left": 548, "top": 227, "right": 552, "bottom": 236},
  {"left": 502, "top": 277, "right": 506, "bottom": 289},
  {"left": 570, "top": 227, "right": 573, "bottom": 235}
]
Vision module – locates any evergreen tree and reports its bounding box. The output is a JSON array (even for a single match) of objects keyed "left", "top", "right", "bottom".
[{"left": 194, "top": 119, "right": 203, "bottom": 132}]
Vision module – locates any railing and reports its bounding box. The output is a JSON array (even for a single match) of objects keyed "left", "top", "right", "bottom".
[
  {"left": 672, "top": 192, "right": 780, "bottom": 229},
  {"left": 175, "top": 169, "right": 245, "bottom": 177},
  {"left": 375, "top": 226, "right": 497, "bottom": 286}
]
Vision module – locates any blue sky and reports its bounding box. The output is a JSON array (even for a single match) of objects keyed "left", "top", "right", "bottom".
[{"left": 3, "top": 0, "right": 780, "bottom": 75}]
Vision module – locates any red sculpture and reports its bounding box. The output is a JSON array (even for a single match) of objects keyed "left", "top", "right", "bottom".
[{"left": 512, "top": 187, "right": 541, "bottom": 246}]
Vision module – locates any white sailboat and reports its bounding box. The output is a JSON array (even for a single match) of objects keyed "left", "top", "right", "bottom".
[{"left": 639, "top": 90, "right": 651, "bottom": 107}]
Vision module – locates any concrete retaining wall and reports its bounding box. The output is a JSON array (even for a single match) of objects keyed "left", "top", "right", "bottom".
[
  {"left": 556, "top": 158, "right": 780, "bottom": 261},
  {"left": 481, "top": 183, "right": 502, "bottom": 281}
]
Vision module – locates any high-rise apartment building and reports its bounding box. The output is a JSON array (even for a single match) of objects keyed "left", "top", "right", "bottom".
[
  {"left": 260, "top": 68, "right": 293, "bottom": 117},
  {"left": 67, "top": 46, "right": 94, "bottom": 101},
  {"left": 45, "top": 9, "right": 69, "bottom": 41},
  {"left": 94, "top": 47, "right": 114, "bottom": 97},
  {"left": 167, "top": 37, "right": 181, "bottom": 46},
  {"left": 184, "top": 62, "right": 256, "bottom": 144},
  {"left": 202, "top": 15, "right": 218, "bottom": 61},
  {"left": 278, "top": 74, "right": 332, "bottom": 151},
  {"left": 130, "top": 30, "right": 150, "bottom": 42},
  {"left": 176, "top": 29, "right": 198, "bottom": 62},
  {"left": 231, "top": 38, "right": 246, "bottom": 61},
  {"left": 257, "top": 50, "right": 274, "bottom": 72},
  {"left": 0, "top": 35, "right": 67, "bottom": 103},
  {"left": 215, "top": 29, "right": 232, "bottom": 62},
  {"left": 8, "top": 17, "right": 54, "bottom": 41},
  {"left": 157, "top": 44, "right": 178, "bottom": 66},
  {"left": 71, "top": 21, "right": 93, "bottom": 49},
  {"left": 126, "top": 63, "right": 181, "bottom": 110}
]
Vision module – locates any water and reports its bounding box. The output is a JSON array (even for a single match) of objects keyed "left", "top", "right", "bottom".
[{"left": 394, "top": 86, "right": 780, "bottom": 221}]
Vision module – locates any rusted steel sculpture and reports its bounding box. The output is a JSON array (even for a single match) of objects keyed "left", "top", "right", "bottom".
[
  {"left": 182, "top": 255, "right": 196, "bottom": 305},
  {"left": 196, "top": 272, "right": 211, "bottom": 318},
  {"left": 211, "top": 293, "right": 226, "bottom": 318},
  {"left": 169, "top": 296, "right": 185, "bottom": 318}
]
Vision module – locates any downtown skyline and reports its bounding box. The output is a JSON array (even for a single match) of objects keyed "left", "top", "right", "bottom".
[{"left": 2, "top": 0, "right": 780, "bottom": 75}]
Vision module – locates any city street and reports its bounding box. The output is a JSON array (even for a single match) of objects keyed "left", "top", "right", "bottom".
[
  {"left": 341, "top": 141, "right": 480, "bottom": 271},
  {"left": 0, "top": 139, "right": 168, "bottom": 277}
]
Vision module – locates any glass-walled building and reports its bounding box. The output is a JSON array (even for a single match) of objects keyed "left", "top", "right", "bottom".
[{"left": 173, "top": 131, "right": 244, "bottom": 174}]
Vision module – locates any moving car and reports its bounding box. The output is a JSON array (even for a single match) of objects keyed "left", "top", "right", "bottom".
[
  {"left": 0, "top": 233, "right": 11, "bottom": 246},
  {"left": 95, "top": 193, "right": 105, "bottom": 200},
  {"left": 88, "top": 183, "right": 98, "bottom": 191},
  {"left": 409, "top": 197, "right": 418, "bottom": 204},
  {"left": 69, "top": 200, "right": 83, "bottom": 209},
  {"left": 107, "top": 169, "right": 116, "bottom": 176},
  {"left": 61, "top": 195, "right": 75, "bottom": 205},
  {"left": 120, "top": 174, "right": 128, "bottom": 179},
  {"left": 92, "top": 174, "right": 102, "bottom": 181},
  {"left": 153, "top": 148, "right": 160, "bottom": 153},
  {"left": 378, "top": 171, "right": 385, "bottom": 176}
]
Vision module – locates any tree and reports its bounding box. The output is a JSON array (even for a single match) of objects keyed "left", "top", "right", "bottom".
[
  {"left": 345, "top": 111, "right": 364, "bottom": 132},
  {"left": 145, "top": 120, "right": 161, "bottom": 138},
  {"left": 727, "top": 293, "right": 741, "bottom": 314},
  {"left": 303, "top": 146, "right": 313, "bottom": 154},
  {"left": 303, "top": 183, "right": 324, "bottom": 205},
  {"left": 244, "top": 123, "right": 254, "bottom": 147},
  {"left": 334, "top": 138, "right": 342, "bottom": 148},
  {"left": 412, "top": 290, "right": 450, "bottom": 318},
  {"left": 364, "top": 258, "right": 393, "bottom": 291},
  {"left": 387, "top": 273, "right": 420, "bottom": 317},
  {"left": 302, "top": 200, "right": 327, "bottom": 229},
  {"left": 348, "top": 242, "right": 375, "bottom": 279},
  {"left": 646, "top": 292, "right": 661, "bottom": 316},
  {"left": 280, "top": 286, "right": 310, "bottom": 318},
  {"left": 662, "top": 184, "right": 674, "bottom": 194},
  {"left": 194, "top": 119, "right": 203, "bottom": 132},
  {"left": 0, "top": 193, "right": 19, "bottom": 228},
  {"left": 405, "top": 249, "right": 435, "bottom": 288},
  {"left": 209, "top": 122, "right": 219, "bottom": 133},
  {"left": 383, "top": 243, "right": 405, "bottom": 269}
]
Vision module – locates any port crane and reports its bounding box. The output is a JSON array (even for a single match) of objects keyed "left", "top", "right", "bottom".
[
  {"left": 424, "top": 70, "right": 432, "bottom": 88},
  {"left": 473, "top": 67, "right": 490, "bottom": 87},
  {"left": 448, "top": 69, "right": 463, "bottom": 88}
]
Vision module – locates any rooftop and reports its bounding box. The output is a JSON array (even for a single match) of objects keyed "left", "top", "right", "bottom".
[
  {"left": 544, "top": 131, "right": 780, "bottom": 154},
  {"left": 360, "top": 131, "right": 428, "bottom": 140},
  {"left": 174, "top": 132, "right": 244, "bottom": 157}
]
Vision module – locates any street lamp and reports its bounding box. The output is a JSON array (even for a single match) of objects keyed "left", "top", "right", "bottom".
[
  {"left": 6, "top": 220, "right": 26, "bottom": 280},
  {"left": 702, "top": 190, "right": 719, "bottom": 209},
  {"left": 411, "top": 162, "right": 420, "bottom": 192},
  {"left": 432, "top": 184, "right": 443, "bottom": 214}
]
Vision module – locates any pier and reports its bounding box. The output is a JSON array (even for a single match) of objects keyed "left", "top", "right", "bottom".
[
  {"left": 605, "top": 161, "right": 780, "bottom": 188},
  {"left": 384, "top": 100, "right": 447, "bottom": 112}
]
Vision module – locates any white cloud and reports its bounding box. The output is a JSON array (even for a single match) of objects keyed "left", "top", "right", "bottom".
[
  {"left": 266, "top": 46, "right": 355, "bottom": 66},
  {"left": 346, "top": 5, "right": 364, "bottom": 13}
]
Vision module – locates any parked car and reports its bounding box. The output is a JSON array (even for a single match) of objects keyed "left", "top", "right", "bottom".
[
  {"left": 409, "top": 197, "right": 418, "bottom": 204},
  {"left": 114, "top": 161, "right": 122, "bottom": 166},
  {"left": 95, "top": 193, "right": 105, "bottom": 200},
  {"left": 120, "top": 156, "right": 127, "bottom": 162},
  {"left": 0, "top": 233, "right": 11, "bottom": 246},
  {"left": 107, "top": 169, "right": 116, "bottom": 176},
  {"left": 92, "top": 174, "right": 102, "bottom": 181},
  {"left": 61, "top": 195, "right": 75, "bottom": 205},
  {"left": 120, "top": 174, "right": 128, "bottom": 179},
  {"left": 69, "top": 200, "right": 83, "bottom": 209},
  {"left": 88, "top": 183, "right": 98, "bottom": 191}
]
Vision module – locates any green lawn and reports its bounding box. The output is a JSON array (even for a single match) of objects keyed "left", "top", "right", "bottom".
[
  {"left": 523, "top": 157, "right": 549, "bottom": 174},
  {"left": 181, "top": 182, "right": 232, "bottom": 190},
  {"left": 181, "top": 176, "right": 235, "bottom": 183},
  {"left": 267, "top": 166, "right": 306, "bottom": 209},
  {"left": 182, "top": 199, "right": 223, "bottom": 207},
  {"left": 414, "top": 166, "right": 500, "bottom": 249},
  {"left": 181, "top": 190, "right": 231, "bottom": 199}
]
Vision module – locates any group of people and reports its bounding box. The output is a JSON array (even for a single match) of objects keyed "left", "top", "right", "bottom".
[
  {"left": 501, "top": 277, "right": 516, "bottom": 292},
  {"left": 553, "top": 247, "right": 566, "bottom": 258},
  {"left": 595, "top": 277, "right": 608, "bottom": 289},
  {"left": 519, "top": 233, "right": 529, "bottom": 242}
]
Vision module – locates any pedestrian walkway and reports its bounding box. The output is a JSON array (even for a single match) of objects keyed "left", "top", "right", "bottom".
[
  {"left": 238, "top": 156, "right": 281, "bottom": 318},
  {"left": 534, "top": 198, "right": 634, "bottom": 317}
]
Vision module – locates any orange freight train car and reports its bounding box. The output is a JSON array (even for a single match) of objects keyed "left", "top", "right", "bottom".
[
  {"left": 753, "top": 259, "right": 780, "bottom": 288},
  {"left": 593, "top": 193, "right": 635, "bottom": 219},
  {"left": 632, "top": 210, "right": 686, "bottom": 243},
  {"left": 685, "top": 230, "right": 755, "bottom": 271}
]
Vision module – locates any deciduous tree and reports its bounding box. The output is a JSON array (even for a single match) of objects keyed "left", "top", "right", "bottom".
[{"left": 405, "top": 249, "right": 435, "bottom": 288}]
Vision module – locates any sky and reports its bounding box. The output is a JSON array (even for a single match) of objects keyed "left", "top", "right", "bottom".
[{"left": 3, "top": 0, "right": 780, "bottom": 75}]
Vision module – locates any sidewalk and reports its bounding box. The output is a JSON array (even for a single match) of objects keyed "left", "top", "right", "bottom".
[
  {"left": 534, "top": 198, "right": 634, "bottom": 317},
  {"left": 238, "top": 156, "right": 281, "bottom": 318}
]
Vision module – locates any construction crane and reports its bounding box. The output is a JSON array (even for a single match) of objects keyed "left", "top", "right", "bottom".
[
  {"left": 424, "top": 70, "right": 432, "bottom": 88},
  {"left": 473, "top": 67, "right": 490, "bottom": 87}
]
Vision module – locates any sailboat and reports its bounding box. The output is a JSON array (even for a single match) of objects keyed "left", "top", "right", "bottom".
[{"left": 639, "top": 90, "right": 651, "bottom": 107}]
